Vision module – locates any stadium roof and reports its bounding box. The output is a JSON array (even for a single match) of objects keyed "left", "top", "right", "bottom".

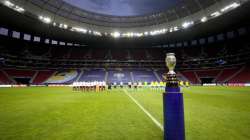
[
  {"left": 63, "top": 0, "right": 179, "bottom": 17},
  {"left": 1, "top": 0, "right": 249, "bottom": 37}
]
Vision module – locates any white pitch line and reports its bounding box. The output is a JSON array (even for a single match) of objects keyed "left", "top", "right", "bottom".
[{"left": 123, "top": 89, "right": 164, "bottom": 131}]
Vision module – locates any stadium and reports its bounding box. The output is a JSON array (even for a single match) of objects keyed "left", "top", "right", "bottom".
[{"left": 0, "top": 0, "right": 250, "bottom": 139}]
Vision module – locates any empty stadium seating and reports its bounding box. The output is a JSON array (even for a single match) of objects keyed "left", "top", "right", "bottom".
[
  {"left": 196, "top": 70, "right": 221, "bottom": 78},
  {"left": 107, "top": 69, "right": 132, "bottom": 83},
  {"left": 32, "top": 71, "right": 54, "bottom": 84},
  {"left": 228, "top": 67, "right": 250, "bottom": 83},
  {"left": 79, "top": 69, "right": 106, "bottom": 82},
  {"left": 45, "top": 70, "right": 81, "bottom": 84},
  {"left": 216, "top": 68, "right": 239, "bottom": 83},
  {"left": 0, "top": 70, "right": 12, "bottom": 84},
  {"left": 0, "top": 67, "right": 249, "bottom": 85},
  {"left": 5, "top": 69, "right": 35, "bottom": 77},
  {"left": 181, "top": 71, "right": 200, "bottom": 84},
  {"left": 132, "top": 69, "right": 158, "bottom": 82}
]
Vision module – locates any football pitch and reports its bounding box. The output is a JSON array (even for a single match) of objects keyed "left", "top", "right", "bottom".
[{"left": 0, "top": 86, "right": 250, "bottom": 140}]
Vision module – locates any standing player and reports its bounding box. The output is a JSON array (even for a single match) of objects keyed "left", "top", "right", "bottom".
[
  {"left": 128, "top": 82, "right": 132, "bottom": 89},
  {"left": 120, "top": 81, "right": 123, "bottom": 88},
  {"left": 133, "top": 82, "right": 138, "bottom": 90}
]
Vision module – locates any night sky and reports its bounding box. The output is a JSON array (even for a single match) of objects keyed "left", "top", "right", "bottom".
[{"left": 63, "top": 0, "right": 179, "bottom": 16}]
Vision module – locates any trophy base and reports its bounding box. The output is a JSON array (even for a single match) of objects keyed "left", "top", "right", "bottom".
[
  {"left": 165, "top": 73, "right": 179, "bottom": 88},
  {"left": 163, "top": 91, "right": 185, "bottom": 140}
]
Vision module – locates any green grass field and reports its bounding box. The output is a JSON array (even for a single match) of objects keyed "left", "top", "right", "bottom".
[{"left": 0, "top": 86, "right": 250, "bottom": 140}]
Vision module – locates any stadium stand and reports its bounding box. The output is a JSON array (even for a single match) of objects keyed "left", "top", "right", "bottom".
[
  {"left": 79, "top": 69, "right": 106, "bottom": 82},
  {"left": 5, "top": 69, "right": 35, "bottom": 78},
  {"left": 107, "top": 69, "right": 132, "bottom": 83},
  {"left": 216, "top": 68, "right": 239, "bottom": 83},
  {"left": 32, "top": 71, "right": 55, "bottom": 84},
  {"left": 0, "top": 70, "right": 12, "bottom": 84},
  {"left": 45, "top": 70, "right": 81, "bottom": 84},
  {"left": 132, "top": 69, "right": 158, "bottom": 82},
  {"left": 0, "top": 2, "right": 249, "bottom": 85},
  {"left": 228, "top": 66, "right": 250, "bottom": 83},
  {"left": 181, "top": 71, "right": 200, "bottom": 84},
  {"left": 196, "top": 70, "right": 221, "bottom": 79}
]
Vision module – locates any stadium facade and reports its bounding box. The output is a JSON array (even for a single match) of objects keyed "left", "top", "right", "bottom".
[{"left": 0, "top": 0, "right": 250, "bottom": 86}]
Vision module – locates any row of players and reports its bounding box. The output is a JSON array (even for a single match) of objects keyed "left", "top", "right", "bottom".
[
  {"left": 72, "top": 81, "right": 190, "bottom": 92},
  {"left": 72, "top": 81, "right": 106, "bottom": 92}
]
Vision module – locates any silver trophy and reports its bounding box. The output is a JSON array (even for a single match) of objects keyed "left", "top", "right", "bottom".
[{"left": 165, "top": 53, "right": 176, "bottom": 75}]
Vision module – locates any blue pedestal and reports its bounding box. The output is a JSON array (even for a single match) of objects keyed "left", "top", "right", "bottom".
[{"left": 163, "top": 87, "right": 185, "bottom": 140}]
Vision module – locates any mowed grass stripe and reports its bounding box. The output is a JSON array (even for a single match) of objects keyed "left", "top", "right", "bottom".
[
  {"left": 123, "top": 89, "right": 163, "bottom": 131},
  {"left": 0, "top": 87, "right": 163, "bottom": 140},
  {"left": 128, "top": 87, "right": 250, "bottom": 140}
]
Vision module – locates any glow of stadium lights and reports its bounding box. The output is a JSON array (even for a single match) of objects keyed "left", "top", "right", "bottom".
[
  {"left": 14, "top": 6, "right": 25, "bottom": 13},
  {"left": 4, "top": 1, "right": 14, "bottom": 7},
  {"left": 93, "top": 31, "right": 102, "bottom": 36},
  {"left": 135, "top": 33, "right": 143, "bottom": 37},
  {"left": 4, "top": 1, "right": 25, "bottom": 13},
  {"left": 201, "top": 17, "right": 207, "bottom": 22},
  {"left": 39, "top": 16, "right": 51, "bottom": 24},
  {"left": 169, "top": 28, "right": 173, "bottom": 32},
  {"left": 221, "top": 2, "right": 240, "bottom": 12},
  {"left": 59, "top": 23, "right": 63, "bottom": 28},
  {"left": 71, "top": 27, "right": 87, "bottom": 33},
  {"left": 182, "top": 21, "right": 194, "bottom": 28},
  {"left": 210, "top": 11, "right": 221, "bottom": 17},
  {"left": 111, "top": 32, "right": 121, "bottom": 38},
  {"left": 64, "top": 24, "right": 68, "bottom": 29},
  {"left": 60, "top": 24, "right": 68, "bottom": 29},
  {"left": 174, "top": 26, "right": 179, "bottom": 31}
]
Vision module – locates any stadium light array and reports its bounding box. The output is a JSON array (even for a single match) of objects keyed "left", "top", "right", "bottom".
[
  {"left": 2, "top": 0, "right": 243, "bottom": 39},
  {"left": 210, "top": 11, "right": 221, "bottom": 17},
  {"left": 4, "top": 0, "right": 14, "bottom": 7},
  {"left": 4, "top": 0, "right": 25, "bottom": 13},
  {"left": 111, "top": 32, "right": 121, "bottom": 38},
  {"left": 201, "top": 17, "right": 208, "bottom": 22},
  {"left": 182, "top": 21, "right": 194, "bottom": 29},
  {"left": 221, "top": 2, "right": 240, "bottom": 12},
  {"left": 71, "top": 27, "right": 88, "bottom": 33},
  {"left": 121, "top": 32, "right": 144, "bottom": 38},
  {"left": 39, "top": 16, "right": 52, "bottom": 24},
  {"left": 93, "top": 31, "right": 102, "bottom": 36},
  {"left": 150, "top": 28, "right": 167, "bottom": 36},
  {"left": 59, "top": 23, "right": 68, "bottom": 29}
]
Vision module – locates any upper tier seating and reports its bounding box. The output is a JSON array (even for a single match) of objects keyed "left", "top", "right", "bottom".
[
  {"left": 196, "top": 70, "right": 221, "bottom": 78},
  {"left": 5, "top": 69, "right": 35, "bottom": 77}
]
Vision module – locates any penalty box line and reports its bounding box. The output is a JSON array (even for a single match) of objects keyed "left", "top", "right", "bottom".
[{"left": 123, "top": 89, "right": 163, "bottom": 131}]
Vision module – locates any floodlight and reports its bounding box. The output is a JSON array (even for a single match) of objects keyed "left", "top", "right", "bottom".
[
  {"left": 4, "top": 1, "right": 14, "bottom": 7},
  {"left": 112, "top": 32, "right": 121, "bottom": 38},
  {"left": 182, "top": 21, "right": 194, "bottom": 28},
  {"left": 39, "top": 16, "right": 51, "bottom": 24},
  {"left": 201, "top": 17, "right": 207, "bottom": 22},
  {"left": 211, "top": 11, "right": 221, "bottom": 17},
  {"left": 221, "top": 2, "right": 240, "bottom": 12}
]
